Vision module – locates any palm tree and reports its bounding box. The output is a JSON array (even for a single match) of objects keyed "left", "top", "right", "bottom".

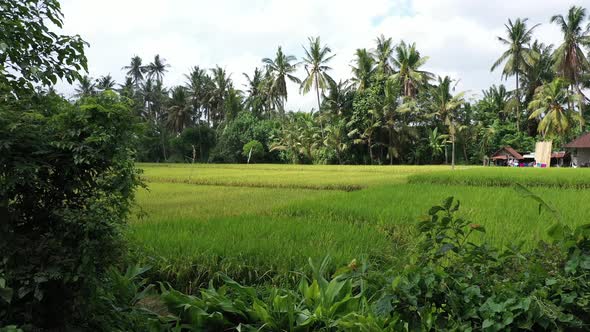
[
  {"left": 243, "top": 68, "right": 266, "bottom": 116},
  {"left": 528, "top": 78, "right": 582, "bottom": 140},
  {"left": 74, "top": 75, "right": 96, "bottom": 98},
  {"left": 551, "top": 5, "right": 590, "bottom": 125},
  {"left": 521, "top": 41, "right": 555, "bottom": 103},
  {"left": 372, "top": 34, "right": 395, "bottom": 75},
  {"left": 300, "top": 36, "right": 336, "bottom": 112},
  {"left": 146, "top": 54, "right": 170, "bottom": 83},
  {"left": 391, "top": 41, "right": 433, "bottom": 98},
  {"left": 166, "top": 86, "right": 192, "bottom": 133},
  {"left": 429, "top": 76, "right": 466, "bottom": 170},
  {"left": 427, "top": 127, "right": 448, "bottom": 162},
  {"left": 351, "top": 48, "right": 375, "bottom": 91},
  {"left": 491, "top": 18, "right": 539, "bottom": 129},
  {"left": 96, "top": 74, "right": 116, "bottom": 91},
  {"left": 209, "top": 66, "right": 232, "bottom": 124},
  {"left": 185, "top": 66, "right": 210, "bottom": 123},
  {"left": 118, "top": 76, "right": 135, "bottom": 99},
  {"left": 122, "top": 56, "right": 145, "bottom": 88},
  {"left": 323, "top": 80, "right": 354, "bottom": 117},
  {"left": 262, "top": 47, "right": 300, "bottom": 114},
  {"left": 323, "top": 119, "right": 349, "bottom": 164},
  {"left": 482, "top": 84, "right": 510, "bottom": 121}
]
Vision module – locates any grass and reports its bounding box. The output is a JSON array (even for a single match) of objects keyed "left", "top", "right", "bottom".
[
  {"left": 130, "top": 163, "right": 590, "bottom": 290},
  {"left": 408, "top": 167, "right": 590, "bottom": 188},
  {"left": 141, "top": 163, "right": 456, "bottom": 190}
]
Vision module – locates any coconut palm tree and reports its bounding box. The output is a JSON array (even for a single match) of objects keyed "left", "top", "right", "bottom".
[
  {"left": 185, "top": 66, "right": 211, "bottom": 123},
  {"left": 96, "top": 74, "right": 116, "bottom": 91},
  {"left": 300, "top": 36, "right": 336, "bottom": 112},
  {"left": 482, "top": 84, "right": 511, "bottom": 121},
  {"left": 243, "top": 67, "right": 266, "bottom": 117},
  {"left": 118, "top": 76, "right": 135, "bottom": 99},
  {"left": 351, "top": 48, "right": 375, "bottom": 91},
  {"left": 166, "top": 86, "right": 192, "bottom": 133},
  {"left": 122, "top": 56, "right": 145, "bottom": 88},
  {"left": 391, "top": 41, "right": 433, "bottom": 98},
  {"left": 146, "top": 54, "right": 170, "bottom": 83},
  {"left": 74, "top": 75, "right": 96, "bottom": 98},
  {"left": 262, "top": 47, "right": 300, "bottom": 114},
  {"left": 429, "top": 76, "right": 466, "bottom": 170},
  {"left": 528, "top": 78, "right": 582, "bottom": 140},
  {"left": 209, "top": 66, "right": 232, "bottom": 124},
  {"left": 372, "top": 34, "right": 395, "bottom": 75},
  {"left": 551, "top": 6, "right": 590, "bottom": 94},
  {"left": 323, "top": 80, "right": 354, "bottom": 117},
  {"left": 491, "top": 18, "right": 539, "bottom": 129}
]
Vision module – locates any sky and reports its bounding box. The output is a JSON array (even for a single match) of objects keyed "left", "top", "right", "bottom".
[{"left": 57, "top": 0, "right": 588, "bottom": 110}]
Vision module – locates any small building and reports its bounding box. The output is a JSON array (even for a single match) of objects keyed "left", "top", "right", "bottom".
[
  {"left": 550, "top": 151, "right": 570, "bottom": 167},
  {"left": 565, "top": 133, "right": 590, "bottom": 167},
  {"left": 490, "top": 146, "right": 523, "bottom": 166}
]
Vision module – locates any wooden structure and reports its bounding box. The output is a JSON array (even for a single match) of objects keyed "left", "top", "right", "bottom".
[
  {"left": 534, "top": 141, "right": 552, "bottom": 167},
  {"left": 565, "top": 133, "right": 590, "bottom": 167},
  {"left": 490, "top": 146, "right": 523, "bottom": 166}
]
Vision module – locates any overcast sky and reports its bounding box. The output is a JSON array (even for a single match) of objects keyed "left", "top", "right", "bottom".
[{"left": 57, "top": 0, "right": 588, "bottom": 110}]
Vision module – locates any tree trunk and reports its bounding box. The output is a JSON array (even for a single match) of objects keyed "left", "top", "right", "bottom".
[
  {"left": 451, "top": 133, "right": 456, "bottom": 170},
  {"left": 516, "top": 70, "right": 520, "bottom": 131},
  {"left": 368, "top": 137, "right": 373, "bottom": 165},
  {"left": 315, "top": 75, "right": 325, "bottom": 138}
]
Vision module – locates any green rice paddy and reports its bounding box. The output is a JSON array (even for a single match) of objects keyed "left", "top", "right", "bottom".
[{"left": 130, "top": 164, "right": 590, "bottom": 289}]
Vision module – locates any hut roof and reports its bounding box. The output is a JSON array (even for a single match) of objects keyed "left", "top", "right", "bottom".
[
  {"left": 491, "top": 146, "right": 523, "bottom": 160},
  {"left": 565, "top": 133, "right": 590, "bottom": 148}
]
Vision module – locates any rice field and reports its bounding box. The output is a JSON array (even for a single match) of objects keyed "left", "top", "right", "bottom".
[{"left": 130, "top": 163, "right": 590, "bottom": 290}]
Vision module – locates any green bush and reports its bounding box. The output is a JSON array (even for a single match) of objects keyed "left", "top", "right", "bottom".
[
  {"left": 0, "top": 91, "right": 141, "bottom": 329},
  {"left": 242, "top": 140, "right": 264, "bottom": 163}
]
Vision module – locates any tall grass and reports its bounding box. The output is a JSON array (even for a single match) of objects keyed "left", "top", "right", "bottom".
[
  {"left": 408, "top": 167, "right": 590, "bottom": 188},
  {"left": 130, "top": 164, "right": 590, "bottom": 291},
  {"left": 140, "top": 163, "right": 455, "bottom": 190}
]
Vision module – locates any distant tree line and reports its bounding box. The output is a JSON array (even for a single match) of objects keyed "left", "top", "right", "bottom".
[{"left": 71, "top": 6, "right": 590, "bottom": 166}]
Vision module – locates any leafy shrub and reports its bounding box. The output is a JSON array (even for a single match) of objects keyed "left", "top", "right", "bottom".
[
  {"left": 0, "top": 91, "right": 141, "bottom": 329},
  {"left": 242, "top": 140, "right": 264, "bottom": 163},
  {"left": 170, "top": 125, "right": 216, "bottom": 163}
]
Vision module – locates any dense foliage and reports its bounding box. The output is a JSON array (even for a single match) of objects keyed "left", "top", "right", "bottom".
[
  {"left": 0, "top": 0, "right": 87, "bottom": 96},
  {"left": 0, "top": 91, "right": 141, "bottom": 329}
]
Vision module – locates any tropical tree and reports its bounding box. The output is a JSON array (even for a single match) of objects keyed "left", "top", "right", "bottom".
[
  {"left": 300, "top": 36, "right": 336, "bottom": 113},
  {"left": 323, "top": 80, "right": 355, "bottom": 117},
  {"left": 118, "top": 76, "right": 135, "bottom": 99},
  {"left": 481, "top": 84, "right": 511, "bottom": 121},
  {"left": 429, "top": 76, "right": 466, "bottom": 170},
  {"left": 123, "top": 55, "right": 145, "bottom": 88},
  {"left": 551, "top": 6, "right": 590, "bottom": 97},
  {"left": 262, "top": 47, "right": 300, "bottom": 113},
  {"left": 528, "top": 78, "right": 582, "bottom": 140},
  {"left": 372, "top": 34, "right": 395, "bottom": 75},
  {"left": 391, "top": 41, "right": 433, "bottom": 98},
  {"left": 209, "top": 66, "right": 232, "bottom": 124},
  {"left": 185, "top": 66, "right": 212, "bottom": 123},
  {"left": 243, "top": 68, "right": 266, "bottom": 117},
  {"left": 74, "top": 75, "right": 96, "bottom": 98},
  {"left": 323, "top": 119, "right": 349, "bottom": 164},
  {"left": 491, "top": 18, "right": 539, "bottom": 129},
  {"left": 427, "top": 127, "right": 448, "bottom": 161},
  {"left": 166, "top": 86, "right": 192, "bottom": 133},
  {"left": 96, "top": 74, "right": 116, "bottom": 91},
  {"left": 351, "top": 48, "right": 375, "bottom": 91},
  {"left": 146, "top": 54, "right": 170, "bottom": 83}
]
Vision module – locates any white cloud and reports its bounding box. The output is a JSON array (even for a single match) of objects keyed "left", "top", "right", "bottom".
[{"left": 56, "top": 0, "right": 589, "bottom": 107}]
